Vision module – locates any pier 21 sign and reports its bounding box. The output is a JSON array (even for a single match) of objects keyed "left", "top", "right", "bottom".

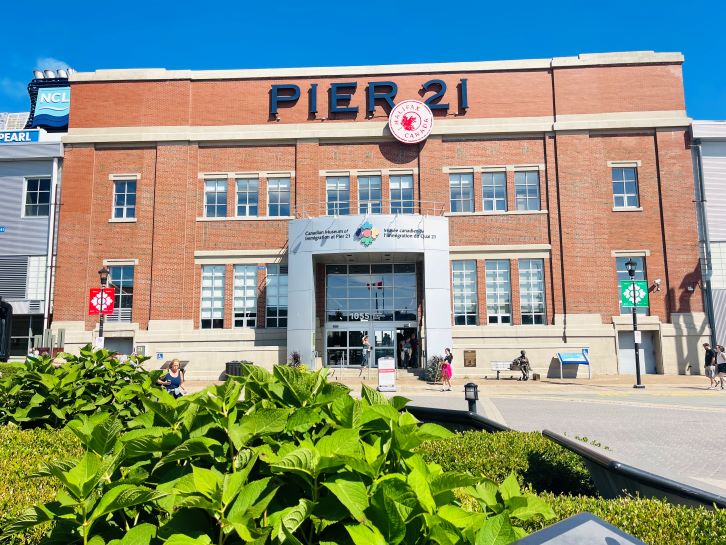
[{"left": 269, "top": 78, "right": 469, "bottom": 118}]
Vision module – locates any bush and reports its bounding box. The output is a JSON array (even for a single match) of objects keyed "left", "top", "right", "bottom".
[
  {"left": 418, "top": 430, "right": 596, "bottom": 496},
  {"left": 423, "top": 355, "right": 444, "bottom": 382},
  {"left": 0, "top": 425, "right": 82, "bottom": 545},
  {"left": 0, "top": 345, "right": 162, "bottom": 428},
  {"left": 0, "top": 363, "right": 22, "bottom": 382},
  {"left": 528, "top": 494, "right": 726, "bottom": 545}
]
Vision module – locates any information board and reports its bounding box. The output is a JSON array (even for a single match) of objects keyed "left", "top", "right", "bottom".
[{"left": 377, "top": 357, "right": 396, "bottom": 392}]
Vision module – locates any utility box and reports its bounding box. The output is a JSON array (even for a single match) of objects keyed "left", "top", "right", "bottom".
[{"left": 464, "top": 350, "right": 476, "bottom": 368}]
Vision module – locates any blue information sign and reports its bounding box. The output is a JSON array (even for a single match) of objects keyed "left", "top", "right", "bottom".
[
  {"left": 0, "top": 130, "right": 40, "bottom": 144},
  {"left": 0, "top": 226, "right": 6, "bottom": 233}
]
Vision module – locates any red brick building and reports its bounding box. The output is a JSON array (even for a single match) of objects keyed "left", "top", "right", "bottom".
[{"left": 52, "top": 51, "right": 706, "bottom": 378}]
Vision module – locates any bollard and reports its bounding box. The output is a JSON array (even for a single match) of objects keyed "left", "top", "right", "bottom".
[{"left": 464, "top": 382, "right": 479, "bottom": 414}]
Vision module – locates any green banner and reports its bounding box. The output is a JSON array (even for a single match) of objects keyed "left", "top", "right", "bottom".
[{"left": 620, "top": 280, "right": 649, "bottom": 308}]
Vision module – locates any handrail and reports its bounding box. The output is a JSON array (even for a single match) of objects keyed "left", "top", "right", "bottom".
[{"left": 406, "top": 405, "right": 510, "bottom": 433}]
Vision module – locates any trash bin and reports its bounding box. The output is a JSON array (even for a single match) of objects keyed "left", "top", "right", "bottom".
[
  {"left": 225, "top": 360, "right": 242, "bottom": 378},
  {"left": 0, "top": 297, "right": 12, "bottom": 363}
]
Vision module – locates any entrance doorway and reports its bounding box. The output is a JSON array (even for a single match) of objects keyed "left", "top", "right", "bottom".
[
  {"left": 325, "top": 324, "right": 419, "bottom": 369},
  {"left": 396, "top": 327, "right": 419, "bottom": 368},
  {"left": 617, "top": 331, "right": 657, "bottom": 374}
]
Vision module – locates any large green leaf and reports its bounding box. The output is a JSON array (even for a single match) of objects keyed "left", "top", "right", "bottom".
[
  {"left": 226, "top": 477, "right": 275, "bottom": 521},
  {"left": 107, "top": 523, "right": 156, "bottom": 545},
  {"left": 62, "top": 451, "right": 102, "bottom": 500},
  {"left": 229, "top": 409, "right": 290, "bottom": 448},
  {"left": 506, "top": 495, "right": 555, "bottom": 521},
  {"left": 475, "top": 514, "right": 517, "bottom": 545},
  {"left": 345, "top": 522, "right": 388, "bottom": 545},
  {"left": 322, "top": 476, "right": 369, "bottom": 522},
  {"left": 427, "top": 515, "right": 463, "bottom": 545},
  {"left": 316, "top": 428, "right": 361, "bottom": 458},
  {"left": 498, "top": 474, "right": 521, "bottom": 503},
  {"left": 330, "top": 395, "right": 361, "bottom": 428},
  {"left": 90, "top": 484, "right": 166, "bottom": 522},
  {"left": 269, "top": 447, "right": 319, "bottom": 483},
  {"left": 437, "top": 505, "right": 488, "bottom": 530},
  {"left": 285, "top": 407, "right": 322, "bottom": 432},
  {"left": 407, "top": 468, "right": 436, "bottom": 514},
  {"left": 0, "top": 505, "right": 58, "bottom": 538},
  {"left": 192, "top": 466, "right": 223, "bottom": 501},
  {"left": 430, "top": 472, "right": 480, "bottom": 496},
  {"left": 164, "top": 535, "right": 212, "bottom": 545},
  {"left": 360, "top": 384, "right": 389, "bottom": 406},
  {"left": 154, "top": 437, "right": 220, "bottom": 471},
  {"left": 367, "top": 488, "right": 407, "bottom": 544},
  {"left": 269, "top": 498, "right": 313, "bottom": 542}
]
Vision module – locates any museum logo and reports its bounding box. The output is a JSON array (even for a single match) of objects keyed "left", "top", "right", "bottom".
[{"left": 355, "top": 221, "right": 379, "bottom": 247}]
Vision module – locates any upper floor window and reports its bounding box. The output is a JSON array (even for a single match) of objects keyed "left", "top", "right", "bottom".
[
  {"left": 486, "top": 260, "right": 511, "bottom": 324},
  {"left": 519, "top": 259, "right": 545, "bottom": 324},
  {"left": 113, "top": 179, "right": 136, "bottom": 219},
  {"left": 326, "top": 176, "right": 350, "bottom": 216},
  {"left": 515, "top": 171, "right": 540, "bottom": 211},
  {"left": 268, "top": 177, "right": 291, "bottom": 217},
  {"left": 358, "top": 175, "right": 382, "bottom": 214},
  {"left": 450, "top": 173, "right": 474, "bottom": 213},
  {"left": 390, "top": 174, "right": 414, "bottom": 214},
  {"left": 107, "top": 265, "right": 134, "bottom": 323},
  {"left": 236, "top": 178, "right": 258, "bottom": 217},
  {"left": 24, "top": 178, "right": 51, "bottom": 217},
  {"left": 452, "top": 260, "right": 478, "bottom": 325},
  {"left": 616, "top": 256, "right": 648, "bottom": 315},
  {"left": 204, "top": 179, "right": 227, "bottom": 218},
  {"left": 483, "top": 171, "right": 507, "bottom": 212},
  {"left": 612, "top": 167, "right": 639, "bottom": 208},
  {"left": 233, "top": 265, "right": 257, "bottom": 328},
  {"left": 201, "top": 265, "right": 225, "bottom": 329},
  {"left": 266, "top": 264, "right": 288, "bottom": 328}
]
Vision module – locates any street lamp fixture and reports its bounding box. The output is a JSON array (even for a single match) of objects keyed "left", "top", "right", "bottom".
[
  {"left": 98, "top": 267, "right": 110, "bottom": 339},
  {"left": 464, "top": 382, "right": 479, "bottom": 413},
  {"left": 625, "top": 259, "right": 645, "bottom": 389}
]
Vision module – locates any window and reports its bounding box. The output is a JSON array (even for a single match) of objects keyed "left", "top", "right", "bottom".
[
  {"left": 483, "top": 171, "right": 507, "bottom": 212},
  {"left": 450, "top": 173, "right": 474, "bottom": 213},
  {"left": 266, "top": 264, "right": 288, "bottom": 328},
  {"left": 616, "top": 256, "right": 648, "bottom": 315},
  {"left": 452, "top": 261, "right": 478, "bottom": 325},
  {"left": 519, "top": 259, "right": 545, "bottom": 324},
  {"left": 486, "top": 260, "right": 511, "bottom": 324},
  {"left": 358, "top": 175, "right": 382, "bottom": 214},
  {"left": 514, "top": 171, "right": 540, "bottom": 211},
  {"left": 24, "top": 178, "right": 51, "bottom": 217},
  {"left": 113, "top": 179, "right": 136, "bottom": 219},
  {"left": 201, "top": 265, "right": 225, "bottom": 329},
  {"left": 390, "top": 174, "right": 414, "bottom": 214},
  {"left": 107, "top": 265, "right": 134, "bottom": 322},
  {"left": 612, "top": 167, "right": 639, "bottom": 208},
  {"left": 268, "top": 177, "right": 291, "bottom": 217},
  {"left": 26, "top": 256, "right": 47, "bottom": 301},
  {"left": 204, "top": 179, "right": 227, "bottom": 218},
  {"left": 235, "top": 178, "right": 258, "bottom": 217},
  {"left": 326, "top": 176, "right": 350, "bottom": 215},
  {"left": 233, "top": 265, "right": 257, "bottom": 328}
]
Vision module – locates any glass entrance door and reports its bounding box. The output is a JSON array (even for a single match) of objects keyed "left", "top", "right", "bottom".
[
  {"left": 326, "top": 328, "right": 369, "bottom": 367},
  {"left": 373, "top": 329, "right": 395, "bottom": 368}
]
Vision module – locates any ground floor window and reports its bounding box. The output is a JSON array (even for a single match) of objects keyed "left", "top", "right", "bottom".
[
  {"left": 519, "top": 259, "right": 545, "bottom": 324},
  {"left": 452, "top": 260, "right": 478, "bottom": 325},
  {"left": 201, "top": 265, "right": 225, "bottom": 329},
  {"left": 266, "top": 265, "right": 288, "bottom": 328},
  {"left": 108, "top": 266, "right": 134, "bottom": 322},
  {"left": 486, "top": 260, "right": 511, "bottom": 324},
  {"left": 233, "top": 265, "right": 257, "bottom": 328},
  {"left": 9, "top": 314, "right": 43, "bottom": 356}
]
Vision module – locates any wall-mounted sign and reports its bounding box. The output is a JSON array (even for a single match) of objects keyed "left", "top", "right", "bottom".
[
  {"left": 388, "top": 100, "right": 433, "bottom": 144},
  {"left": 270, "top": 78, "right": 468, "bottom": 117},
  {"left": 31, "top": 86, "right": 70, "bottom": 129},
  {"left": 0, "top": 226, "right": 5, "bottom": 234},
  {"left": 0, "top": 130, "right": 39, "bottom": 144}
]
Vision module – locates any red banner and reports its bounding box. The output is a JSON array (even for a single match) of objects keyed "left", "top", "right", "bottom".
[{"left": 88, "top": 288, "right": 115, "bottom": 315}]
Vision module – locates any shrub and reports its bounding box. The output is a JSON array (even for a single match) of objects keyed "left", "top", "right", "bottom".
[
  {"left": 0, "top": 425, "right": 82, "bottom": 545},
  {"left": 0, "top": 345, "right": 162, "bottom": 428},
  {"left": 0, "top": 363, "right": 22, "bottom": 382},
  {"left": 528, "top": 494, "right": 726, "bottom": 545},
  {"left": 423, "top": 355, "right": 444, "bottom": 382},
  {"left": 1, "top": 364, "right": 554, "bottom": 545},
  {"left": 418, "top": 430, "right": 596, "bottom": 496}
]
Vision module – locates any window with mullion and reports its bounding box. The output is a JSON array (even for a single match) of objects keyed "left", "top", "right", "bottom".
[
  {"left": 107, "top": 265, "right": 134, "bottom": 322},
  {"left": 24, "top": 178, "right": 51, "bottom": 217},
  {"left": 235, "top": 178, "right": 259, "bottom": 217},
  {"left": 612, "top": 167, "right": 640, "bottom": 208},
  {"left": 266, "top": 264, "right": 288, "bottom": 328},
  {"left": 201, "top": 265, "right": 225, "bottom": 329},
  {"left": 452, "top": 260, "right": 478, "bottom": 325},
  {"left": 514, "top": 171, "right": 540, "bottom": 211},
  {"left": 268, "top": 177, "right": 291, "bottom": 217},
  {"left": 113, "top": 180, "right": 137, "bottom": 219},
  {"left": 204, "top": 179, "right": 227, "bottom": 218},
  {"left": 233, "top": 265, "right": 257, "bottom": 328},
  {"left": 449, "top": 173, "right": 474, "bottom": 213},
  {"left": 358, "top": 175, "right": 382, "bottom": 214},
  {"left": 326, "top": 176, "right": 350, "bottom": 216},
  {"left": 519, "top": 259, "right": 545, "bottom": 324},
  {"left": 483, "top": 171, "right": 507, "bottom": 212},
  {"left": 486, "top": 260, "right": 511, "bottom": 324},
  {"left": 390, "top": 174, "right": 414, "bottom": 214}
]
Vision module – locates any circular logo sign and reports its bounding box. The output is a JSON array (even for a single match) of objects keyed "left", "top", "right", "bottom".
[{"left": 388, "top": 100, "right": 434, "bottom": 144}]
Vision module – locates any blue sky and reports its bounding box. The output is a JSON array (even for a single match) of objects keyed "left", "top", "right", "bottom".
[{"left": 1, "top": 1, "right": 724, "bottom": 120}]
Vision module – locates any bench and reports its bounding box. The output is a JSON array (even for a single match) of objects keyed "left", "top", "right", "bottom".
[{"left": 490, "top": 361, "right": 519, "bottom": 380}]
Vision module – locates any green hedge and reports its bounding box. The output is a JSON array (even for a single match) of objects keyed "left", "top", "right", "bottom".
[
  {"left": 0, "top": 425, "right": 82, "bottom": 545},
  {"left": 0, "top": 363, "right": 22, "bottom": 383},
  {"left": 419, "top": 430, "right": 596, "bottom": 496},
  {"left": 530, "top": 494, "right": 726, "bottom": 545}
]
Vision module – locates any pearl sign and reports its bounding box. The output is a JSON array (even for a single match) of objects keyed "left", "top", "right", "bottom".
[{"left": 388, "top": 100, "right": 434, "bottom": 144}]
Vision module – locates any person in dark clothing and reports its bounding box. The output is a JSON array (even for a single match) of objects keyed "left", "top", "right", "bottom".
[
  {"left": 704, "top": 343, "right": 718, "bottom": 389},
  {"left": 158, "top": 359, "right": 186, "bottom": 397}
]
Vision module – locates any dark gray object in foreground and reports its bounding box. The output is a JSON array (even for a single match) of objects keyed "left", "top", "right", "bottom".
[{"left": 514, "top": 512, "right": 647, "bottom": 545}]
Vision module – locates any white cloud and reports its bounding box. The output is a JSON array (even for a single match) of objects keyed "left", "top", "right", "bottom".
[
  {"left": 0, "top": 78, "right": 27, "bottom": 100},
  {"left": 35, "top": 57, "right": 71, "bottom": 71}
]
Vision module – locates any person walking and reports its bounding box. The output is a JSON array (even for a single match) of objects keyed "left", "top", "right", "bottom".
[
  {"left": 441, "top": 348, "right": 453, "bottom": 391},
  {"left": 359, "top": 333, "right": 371, "bottom": 377},
  {"left": 158, "top": 359, "right": 186, "bottom": 398},
  {"left": 716, "top": 345, "right": 726, "bottom": 390},
  {"left": 703, "top": 343, "right": 718, "bottom": 389}
]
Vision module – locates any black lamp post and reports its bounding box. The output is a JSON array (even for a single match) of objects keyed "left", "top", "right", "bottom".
[
  {"left": 98, "top": 267, "right": 110, "bottom": 339},
  {"left": 464, "top": 382, "right": 479, "bottom": 413},
  {"left": 625, "top": 259, "right": 645, "bottom": 389}
]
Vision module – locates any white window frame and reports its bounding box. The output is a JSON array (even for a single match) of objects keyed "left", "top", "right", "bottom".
[
  {"left": 233, "top": 265, "right": 257, "bottom": 328},
  {"left": 266, "top": 264, "right": 288, "bottom": 328},
  {"left": 452, "top": 260, "right": 478, "bottom": 325},
  {"left": 326, "top": 176, "right": 350, "bottom": 216},
  {"left": 204, "top": 179, "right": 228, "bottom": 218},
  {"left": 449, "top": 173, "right": 474, "bottom": 213},
  {"left": 514, "top": 170, "right": 540, "bottom": 211},
  {"left": 112, "top": 177, "right": 137, "bottom": 219},
  {"left": 267, "top": 177, "right": 291, "bottom": 217},
  {"left": 358, "top": 175, "right": 382, "bottom": 214},
  {"left": 235, "top": 177, "right": 259, "bottom": 217},
  {"left": 482, "top": 170, "right": 507, "bottom": 212},
  {"left": 107, "top": 265, "right": 134, "bottom": 323},
  {"left": 519, "top": 259, "right": 546, "bottom": 325},
  {"left": 390, "top": 174, "right": 414, "bottom": 214},
  {"left": 22, "top": 177, "right": 51, "bottom": 218},
  {"left": 611, "top": 166, "right": 640, "bottom": 209},
  {"left": 201, "top": 265, "right": 225, "bottom": 329},
  {"left": 486, "top": 260, "right": 512, "bottom": 325}
]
